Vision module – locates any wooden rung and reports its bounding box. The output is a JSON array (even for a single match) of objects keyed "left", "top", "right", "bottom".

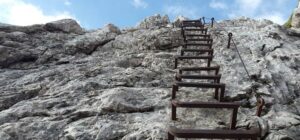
[
  {"left": 176, "top": 74, "right": 221, "bottom": 80},
  {"left": 184, "top": 28, "right": 208, "bottom": 31},
  {"left": 181, "top": 49, "right": 213, "bottom": 52},
  {"left": 176, "top": 55, "right": 213, "bottom": 60},
  {"left": 186, "top": 38, "right": 213, "bottom": 42},
  {"left": 171, "top": 100, "right": 240, "bottom": 108},
  {"left": 179, "top": 66, "right": 220, "bottom": 71},
  {"left": 185, "top": 43, "right": 212, "bottom": 46},
  {"left": 182, "top": 23, "right": 203, "bottom": 27},
  {"left": 168, "top": 127, "right": 260, "bottom": 140},
  {"left": 175, "top": 82, "right": 225, "bottom": 88},
  {"left": 185, "top": 34, "right": 210, "bottom": 37},
  {"left": 182, "top": 20, "right": 201, "bottom": 23},
  {"left": 178, "top": 66, "right": 220, "bottom": 75}
]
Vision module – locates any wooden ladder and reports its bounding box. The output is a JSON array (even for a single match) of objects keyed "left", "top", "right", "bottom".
[{"left": 168, "top": 19, "right": 264, "bottom": 140}]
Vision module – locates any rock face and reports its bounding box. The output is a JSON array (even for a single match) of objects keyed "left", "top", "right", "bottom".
[
  {"left": 137, "top": 14, "right": 170, "bottom": 28},
  {"left": 44, "top": 19, "right": 84, "bottom": 34},
  {"left": 64, "top": 24, "right": 121, "bottom": 55},
  {"left": 0, "top": 17, "right": 299, "bottom": 140},
  {"left": 173, "top": 15, "right": 189, "bottom": 27},
  {"left": 212, "top": 18, "right": 300, "bottom": 139},
  {"left": 292, "top": 1, "right": 300, "bottom": 28}
]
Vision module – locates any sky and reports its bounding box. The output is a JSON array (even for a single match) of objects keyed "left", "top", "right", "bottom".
[{"left": 0, "top": 0, "right": 298, "bottom": 29}]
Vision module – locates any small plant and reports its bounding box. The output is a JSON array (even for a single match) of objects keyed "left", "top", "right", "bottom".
[
  {"left": 284, "top": 0, "right": 299, "bottom": 28},
  {"left": 284, "top": 13, "right": 293, "bottom": 28}
]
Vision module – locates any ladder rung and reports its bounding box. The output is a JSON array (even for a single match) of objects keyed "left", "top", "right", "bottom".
[
  {"left": 176, "top": 56, "right": 213, "bottom": 60},
  {"left": 185, "top": 34, "right": 210, "bottom": 37},
  {"left": 182, "top": 23, "right": 203, "bottom": 27},
  {"left": 175, "top": 82, "right": 225, "bottom": 88},
  {"left": 171, "top": 100, "right": 240, "bottom": 108},
  {"left": 186, "top": 39, "right": 213, "bottom": 42},
  {"left": 177, "top": 74, "right": 221, "bottom": 80},
  {"left": 179, "top": 66, "right": 220, "bottom": 71},
  {"left": 182, "top": 20, "right": 201, "bottom": 23},
  {"left": 181, "top": 49, "right": 213, "bottom": 53},
  {"left": 184, "top": 28, "right": 208, "bottom": 31},
  {"left": 168, "top": 127, "right": 260, "bottom": 139},
  {"left": 185, "top": 43, "right": 212, "bottom": 46}
]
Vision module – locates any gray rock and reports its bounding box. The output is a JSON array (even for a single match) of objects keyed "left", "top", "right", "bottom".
[
  {"left": 0, "top": 118, "right": 67, "bottom": 140},
  {"left": 173, "top": 15, "right": 189, "bottom": 27},
  {"left": 0, "top": 24, "right": 45, "bottom": 34},
  {"left": 0, "top": 16, "right": 299, "bottom": 140},
  {"left": 287, "top": 28, "right": 300, "bottom": 37},
  {"left": 0, "top": 45, "right": 37, "bottom": 68},
  {"left": 0, "top": 23, "right": 12, "bottom": 27},
  {"left": 64, "top": 24, "right": 120, "bottom": 55},
  {"left": 292, "top": 1, "right": 300, "bottom": 28},
  {"left": 44, "top": 19, "right": 84, "bottom": 34},
  {"left": 99, "top": 87, "right": 168, "bottom": 113},
  {"left": 137, "top": 14, "right": 170, "bottom": 29}
]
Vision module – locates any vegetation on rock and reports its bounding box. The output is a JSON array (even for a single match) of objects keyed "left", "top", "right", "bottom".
[{"left": 284, "top": 13, "right": 293, "bottom": 28}]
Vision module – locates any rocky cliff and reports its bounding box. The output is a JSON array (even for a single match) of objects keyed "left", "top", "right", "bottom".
[
  {"left": 292, "top": 0, "right": 300, "bottom": 28},
  {"left": 0, "top": 15, "right": 299, "bottom": 140}
]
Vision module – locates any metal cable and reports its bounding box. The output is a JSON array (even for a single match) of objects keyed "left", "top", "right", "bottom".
[
  {"left": 205, "top": 17, "right": 252, "bottom": 79},
  {"left": 231, "top": 39, "right": 251, "bottom": 79},
  {"left": 203, "top": 18, "right": 266, "bottom": 117}
]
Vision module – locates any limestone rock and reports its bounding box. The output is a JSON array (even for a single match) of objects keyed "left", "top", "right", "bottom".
[
  {"left": 0, "top": 45, "right": 37, "bottom": 68},
  {"left": 291, "top": 1, "right": 300, "bottom": 28},
  {"left": 173, "top": 15, "right": 189, "bottom": 27},
  {"left": 64, "top": 24, "right": 121, "bottom": 54},
  {"left": 44, "top": 19, "right": 84, "bottom": 34},
  {"left": 99, "top": 87, "right": 168, "bottom": 113},
  {"left": 287, "top": 27, "right": 300, "bottom": 37},
  {"left": 137, "top": 14, "right": 170, "bottom": 29},
  {"left": 0, "top": 16, "right": 299, "bottom": 140}
]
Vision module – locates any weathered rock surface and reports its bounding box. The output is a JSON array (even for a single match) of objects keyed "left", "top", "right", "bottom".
[
  {"left": 292, "top": 1, "right": 300, "bottom": 28},
  {"left": 44, "top": 19, "right": 84, "bottom": 34},
  {"left": 64, "top": 24, "right": 121, "bottom": 55},
  {"left": 0, "top": 17, "right": 299, "bottom": 140},
  {"left": 173, "top": 15, "right": 189, "bottom": 27},
  {"left": 137, "top": 14, "right": 170, "bottom": 29},
  {"left": 212, "top": 17, "right": 300, "bottom": 140}
]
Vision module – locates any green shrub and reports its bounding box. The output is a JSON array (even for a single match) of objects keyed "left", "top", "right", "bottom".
[{"left": 284, "top": 13, "right": 293, "bottom": 28}]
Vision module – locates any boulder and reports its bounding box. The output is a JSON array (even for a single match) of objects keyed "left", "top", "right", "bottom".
[
  {"left": 99, "top": 87, "right": 165, "bottom": 113},
  {"left": 44, "top": 19, "right": 84, "bottom": 34},
  {"left": 64, "top": 24, "right": 120, "bottom": 54},
  {"left": 173, "top": 15, "right": 189, "bottom": 27},
  {"left": 292, "top": 9, "right": 300, "bottom": 28},
  {"left": 137, "top": 14, "right": 170, "bottom": 28},
  {"left": 287, "top": 28, "right": 300, "bottom": 37},
  {"left": 291, "top": 1, "right": 300, "bottom": 28},
  {"left": 0, "top": 45, "right": 37, "bottom": 68}
]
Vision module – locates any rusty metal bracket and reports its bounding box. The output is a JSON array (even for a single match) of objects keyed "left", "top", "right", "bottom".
[
  {"left": 256, "top": 97, "right": 265, "bottom": 117},
  {"left": 168, "top": 126, "right": 260, "bottom": 140},
  {"left": 202, "top": 17, "right": 206, "bottom": 25},
  {"left": 227, "top": 32, "right": 233, "bottom": 48}
]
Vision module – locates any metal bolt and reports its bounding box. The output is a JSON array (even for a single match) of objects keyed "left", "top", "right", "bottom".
[
  {"left": 211, "top": 17, "right": 215, "bottom": 28},
  {"left": 227, "top": 32, "right": 233, "bottom": 48}
]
